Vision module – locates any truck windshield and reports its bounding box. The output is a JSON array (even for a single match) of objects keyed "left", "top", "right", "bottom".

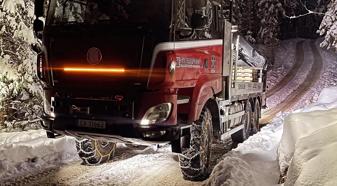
[{"left": 48, "top": 0, "right": 170, "bottom": 25}]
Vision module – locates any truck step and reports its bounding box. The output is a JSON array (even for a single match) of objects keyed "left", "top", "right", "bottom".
[
  {"left": 220, "top": 124, "right": 244, "bottom": 141},
  {"left": 177, "top": 96, "right": 190, "bottom": 105}
]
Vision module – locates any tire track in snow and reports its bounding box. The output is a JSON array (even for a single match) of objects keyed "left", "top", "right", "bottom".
[
  {"left": 128, "top": 155, "right": 198, "bottom": 186},
  {"left": 266, "top": 40, "right": 305, "bottom": 98},
  {"left": 261, "top": 40, "right": 323, "bottom": 124},
  {"left": 17, "top": 146, "right": 197, "bottom": 186}
]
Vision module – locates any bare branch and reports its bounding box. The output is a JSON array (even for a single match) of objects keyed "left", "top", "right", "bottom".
[{"left": 283, "top": 0, "right": 325, "bottom": 20}]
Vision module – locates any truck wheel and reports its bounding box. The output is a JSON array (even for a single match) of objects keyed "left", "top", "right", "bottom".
[
  {"left": 179, "top": 106, "right": 213, "bottom": 181},
  {"left": 76, "top": 138, "right": 116, "bottom": 165},
  {"left": 232, "top": 100, "right": 255, "bottom": 143}
]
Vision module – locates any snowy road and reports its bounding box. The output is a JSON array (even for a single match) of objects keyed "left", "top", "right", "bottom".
[
  {"left": 266, "top": 40, "right": 305, "bottom": 98},
  {"left": 261, "top": 40, "right": 323, "bottom": 124},
  {"left": 7, "top": 141, "right": 232, "bottom": 186}
]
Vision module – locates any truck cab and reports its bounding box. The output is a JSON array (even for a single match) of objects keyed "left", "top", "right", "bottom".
[{"left": 33, "top": 0, "right": 266, "bottom": 181}]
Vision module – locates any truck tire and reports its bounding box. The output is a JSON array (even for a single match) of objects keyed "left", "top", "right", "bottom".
[
  {"left": 76, "top": 138, "right": 116, "bottom": 165},
  {"left": 179, "top": 106, "right": 213, "bottom": 181},
  {"left": 231, "top": 100, "right": 256, "bottom": 143}
]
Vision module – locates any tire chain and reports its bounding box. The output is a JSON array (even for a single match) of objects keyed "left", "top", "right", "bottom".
[
  {"left": 178, "top": 122, "right": 204, "bottom": 179},
  {"left": 75, "top": 138, "right": 114, "bottom": 165}
]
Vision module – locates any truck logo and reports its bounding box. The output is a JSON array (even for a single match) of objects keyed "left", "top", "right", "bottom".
[
  {"left": 87, "top": 47, "right": 102, "bottom": 65},
  {"left": 114, "top": 95, "right": 124, "bottom": 102},
  {"left": 176, "top": 57, "right": 200, "bottom": 68}
]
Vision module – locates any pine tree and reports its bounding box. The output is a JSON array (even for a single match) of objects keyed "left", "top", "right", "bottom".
[
  {"left": 232, "top": 0, "right": 259, "bottom": 42},
  {"left": 257, "top": 0, "right": 285, "bottom": 45},
  {"left": 0, "top": 0, "right": 43, "bottom": 131}
]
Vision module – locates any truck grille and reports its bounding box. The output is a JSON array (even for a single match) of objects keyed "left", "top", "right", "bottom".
[{"left": 54, "top": 97, "right": 134, "bottom": 118}]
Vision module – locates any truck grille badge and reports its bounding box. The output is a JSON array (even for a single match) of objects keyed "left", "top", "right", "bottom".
[
  {"left": 114, "top": 95, "right": 124, "bottom": 102},
  {"left": 71, "top": 105, "right": 90, "bottom": 115},
  {"left": 87, "top": 47, "right": 102, "bottom": 65}
]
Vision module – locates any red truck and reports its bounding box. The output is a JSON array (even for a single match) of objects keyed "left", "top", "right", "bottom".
[{"left": 33, "top": 0, "right": 266, "bottom": 180}]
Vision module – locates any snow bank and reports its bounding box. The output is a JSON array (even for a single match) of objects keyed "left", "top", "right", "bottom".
[
  {"left": 0, "top": 130, "right": 78, "bottom": 181},
  {"left": 207, "top": 87, "right": 337, "bottom": 186},
  {"left": 278, "top": 87, "right": 337, "bottom": 174},
  {"left": 278, "top": 108, "right": 337, "bottom": 175},
  {"left": 294, "top": 86, "right": 337, "bottom": 113},
  {"left": 205, "top": 118, "right": 283, "bottom": 186},
  {"left": 285, "top": 120, "right": 337, "bottom": 186}
]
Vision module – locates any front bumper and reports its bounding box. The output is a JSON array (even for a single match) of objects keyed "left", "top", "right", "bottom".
[{"left": 41, "top": 114, "right": 180, "bottom": 142}]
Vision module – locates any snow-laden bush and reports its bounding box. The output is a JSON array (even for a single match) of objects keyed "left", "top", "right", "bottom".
[
  {"left": 318, "top": 0, "right": 337, "bottom": 51},
  {"left": 0, "top": 0, "right": 43, "bottom": 131}
]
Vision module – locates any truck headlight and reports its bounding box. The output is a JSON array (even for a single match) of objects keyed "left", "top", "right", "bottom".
[{"left": 140, "top": 103, "right": 172, "bottom": 125}]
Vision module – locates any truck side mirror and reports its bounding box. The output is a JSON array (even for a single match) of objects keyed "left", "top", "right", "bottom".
[
  {"left": 34, "top": 0, "right": 45, "bottom": 17},
  {"left": 34, "top": 0, "right": 45, "bottom": 39},
  {"left": 33, "top": 19, "right": 44, "bottom": 39},
  {"left": 31, "top": 42, "right": 42, "bottom": 54}
]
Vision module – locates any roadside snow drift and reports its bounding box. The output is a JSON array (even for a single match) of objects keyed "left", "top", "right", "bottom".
[
  {"left": 285, "top": 117, "right": 337, "bottom": 186},
  {"left": 206, "top": 87, "right": 337, "bottom": 186},
  {"left": 278, "top": 87, "right": 337, "bottom": 174},
  {"left": 0, "top": 130, "right": 78, "bottom": 181},
  {"left": 278, "top": 108, "right": 337, "bottom": 175},
  {"left": 294, "top": 86, "right": 337, "bottom": 113},
  {"left": 278, "top": 87, "right": 337, "bottom": 185}
]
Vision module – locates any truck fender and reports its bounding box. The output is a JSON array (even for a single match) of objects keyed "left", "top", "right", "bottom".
[{"left": 188, "top": 76, "right": 222, "bottom": 123}]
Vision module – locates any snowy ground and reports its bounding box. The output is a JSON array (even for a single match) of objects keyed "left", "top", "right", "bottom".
[
  {"left": 0, "top": 130, "right": 78, "bottom": 182},
  {"left": 266, "top": 39, "right": 299, "bottom": 89},
  {"left": 0, "top": 122, "right": 282, "bottom": 186},
  {"left": 1, "top": 39, "right": 337, "bottom": 185}
]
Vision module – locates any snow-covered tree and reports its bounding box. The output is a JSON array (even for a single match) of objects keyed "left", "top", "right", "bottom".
[
  {"left": 233, "top": 0, "right": 259, "bottom": 43},
  {"left": 257, "top": 0, "right": 285, "bottom": 45},
  {"left": 282, "top": 0, "right": 299, "bottom": 15},
  {"left": 318, "top": 0, "right": 337, "bottom": 51},
  {"left": 0, "top": 0, "right": 43, "bottom": 131}
]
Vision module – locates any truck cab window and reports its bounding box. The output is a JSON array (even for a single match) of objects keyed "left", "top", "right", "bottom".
[
  {"left": 50, "top": 0, "right": 169, "bottom": 27},
  {"left": 174, "top": 0, "right": 223, "bottom": 41}
]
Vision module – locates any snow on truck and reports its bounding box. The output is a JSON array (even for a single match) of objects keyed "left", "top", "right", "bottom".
[{"left": 32, "top": 0, "right": 267, "bottom": 180}]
